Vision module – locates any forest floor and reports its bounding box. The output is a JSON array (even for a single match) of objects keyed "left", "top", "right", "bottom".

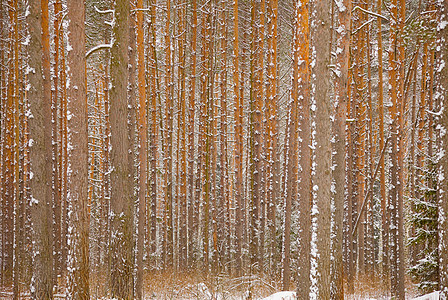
[
  {"left": 140, "top": 271, "right": 423, "bottom": 300},
  {"left": 0, "top": 272, "right": 430, "bottom": 299}
]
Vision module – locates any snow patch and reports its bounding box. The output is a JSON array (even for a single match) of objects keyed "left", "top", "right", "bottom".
[
  {"left": 412, "top": 291, "right": 440, "bottom": 300},
  {"left": 262, "top": 291, "right": 296, "bottom": 300}
]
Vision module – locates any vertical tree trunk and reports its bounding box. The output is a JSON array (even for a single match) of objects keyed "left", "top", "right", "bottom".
[
  {"left": 148, "top": 0, "right": 158, "bottom": 258},
  {"left": 396, "top": 0, "right": 406, "bottom": 297},
  {"left": 312, "top": 0, "right": 332, "bottom": 297},
  {"left": 282, "top": 0, "right": 303, "bottom": 288},
  {"left": 331, "top": 0, "right": 351, "bottom": 297},
  {"left": 352, "top": 3, "right": 367, "bottom": 275},
  {"left": 388, "top": 0, "right": 405, "bottom": 297},
  {"left": 163, "top": 0, "right": 174, "bottom": 269},
  {"left": 109, "top": 0, "right": 134, "bottom": 297},
  {"left": 218, "top": 0, "right": 230, "bottom": 272},
  {"left": 0, "top": 0, "right": 4, "bottom": 284},
  {"left": 365, "top": 26, "right": 375, "bottom": 277},
  {"left": 187, "top": 0, "right": 198, "bottom": 268},
  {"left": 437, "top": 0, "right": 448, "bottom": 295},
  {"left": 4, "top": 0, "right": 15, "bottom": 287},
  {"left": 233, "top": 0, "right": 244, "bottom": 275},
  {"left": 177, "top": 0, "right": 187, "bottom": 272},
  {"left": 59, "top": 9, "right": 69, "bottom": 278},
  {"left": 66, "top": 0, "right": 89, "bottom": 297},
  {"left": 249, "top": 0, "right": 261, "bottom": 275},
  {"left": 135, "top": 0, "right": 147, "bottom": 296},
  {"left": 12, "top": 0, "right": 21, "bottom": 296},
  {"left": 52, "top": 0, "right": 62, "bottom": 285},
  {"left": 28, "top": 0, "right": 54, "bottom": 298},
  {"left": 296, "top": 0, "right": 311, "bottom": 297},
  {"left": 376, "top": 0, "right": 388, "bottom": 284},
  {"left": 266, "top": 0, "right": 279, "bottom": 273}
]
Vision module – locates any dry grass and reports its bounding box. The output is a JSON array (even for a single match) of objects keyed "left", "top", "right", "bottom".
[
  {"left": 345, "top": 273, "right": 419, "bottom": 299},
  {"left": 143, "top": 270, "right": 280, "bottom": 300}
]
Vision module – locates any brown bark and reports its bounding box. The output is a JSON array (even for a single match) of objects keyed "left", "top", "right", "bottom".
[
  {"left": 28, "top": 0, "right": 54, "bottom": 297},
  {"left": 135, "top": 0, "right": 147, "bottom": 296},
  {"left": 66, "top": 0, "right": 89, "bottom": 297},
  {"left": 249, "top": 0, "right": 261, "bottom": 275},
  {"left": 331, "top": 0, "right": 351, "bottom": 297},
  {"left": 148, "top": 0, "right": 158, "bottom": 258},
  {"left": 376, "top": 0, "right": 389, "bottom": 284},
  {"left": 312, "top": 0, "right": 332, "bottom": 297},
  {"left": 233, "top": 0, "right": 244, "bottom": 275},
  {"left": 438, "top": 0, "right": 448, "bottom": 295},
  {"left": 187, "top": 0, "right": 198, "bottom": 268},
  {"left": 296, "top": 0, "right": 311, "bottom": 296},
  {"left": 52, "top": 0, "right": 62, "bottom": 284},
  {"left": 109, "top": 0, "right": 134, "bottom": 297},
  {"left": 388, "top": 0, "right": 405, "bottom": 297},
  {"left": 177, "top": 0, "right": 187, "bottom": 271},
  {"left": 12, "top": 0, "right": 21, "bottom": 296},
  {"left": 59, "top": 10, "right": 69, "bottom": 278},
  {"left": 283, "top": 0, "right": 304, "bottom": 288},
  {"left": 163, "top": 0, "right": 174, "bottom": 269},
  {"left": 3, "top": 1, "right": 15, "bottom": 286},
  {"left": 266, "top": 0, "right": 280, "bottom": 273},
  {"left": 218, "top": 0, "right": 230, "bottom": 272}
]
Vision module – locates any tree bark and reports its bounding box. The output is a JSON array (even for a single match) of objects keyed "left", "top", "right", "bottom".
[
  {"left": 109, "top": 0, "right": 134, "bottom": 297},
  {"left": 28, "top": 0, "right": 54, "bottom": 298},
  {"left": 438, "top": 0, "right": 448, "bottom": 295},
  {"left": 233, "top": 0, "right": 244, "bottom": 275},
  {"left": 312, "top": 0, "right": 332, "bottom": 297},
  {"left": 66, "top": 0, "right": 89, "bottom": 297},
  {"left": 135, "top": 0, "right": 147, "bottom": 296},
  {"left": 331, "top": 0, "right": 351, "bottom": 297}
]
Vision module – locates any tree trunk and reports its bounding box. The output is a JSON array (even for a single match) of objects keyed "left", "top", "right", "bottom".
[
  {"left": 312, "top": 0, "right": 332, "bottom": 297},
  {"left": 109, "top": 0, "right": 134, "bottom": 297},
  {"left": 187, "top": 0, "right": 198, "bottom": 269},
  {"left": 437, "top": 0, "right": 448, "bottom": 295},
  {"left": 135, "top": 0, "right": 147, "bottom": 296},
  {"left": 28, "top": 0, "right": 54, "bottom": 298},
  {"left": 148, "top": 0, "right": 158, "bottom": 259},
  {"left": 66, "top": 0, "right": 89, "bottom": 297},
  {"left": 233, "top": 0, "right": 244, "bottom": 275},
  {"left": 331, "top": 0, "right": 351, "bottom": 297},
  {"left": 376, "top": 0, "right": 388, "bottom": 284}
]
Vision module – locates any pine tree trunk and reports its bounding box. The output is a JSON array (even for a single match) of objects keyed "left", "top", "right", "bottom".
[
  {"left": 28, "top": 0, "right": 54, "bottom": 297},
  {"left": 233, "top": 0, "right": 244, "bottom": 275},
  {"left": 66, "top": 0, "right": 89, "bottom": 297},
  {"left": 163, "top": 0, "right": 174, "bottom": 269},
  {"left": 135, "top": 0, "right": 147, "bottom": 296},
  {"left": 312, "top": 0, "right": 332, "bottom": 297},
  {"left": 12, "top": 0, "right": 21, "bottom": 296},
  {"left": 437, "top": 0, "right": 448, "bottom": 295},
  {"left": 331, "top": 0, "right": 351, "bottom": 297},
  {"left": 266, "top": 0, "right": 279, "bottom": 273},
  {"left": 148, "top": 0, "right": 158, "bottom": 258},
  {"left": 109, "top": 0, "right": 134, "bottom": 297},
  {"left": 52, "top": 0, "right": 62, "bottom": 285},
  {"left": 376, "top": 0, "right": 388, "bottom": 284},
  {"left": 177, "top": 0, "right": 187, "bottom": 271},
  {"left": 187, "top": 0, "right": 198, "bottom": 268}
]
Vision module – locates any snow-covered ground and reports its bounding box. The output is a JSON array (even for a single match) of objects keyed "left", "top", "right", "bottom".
[
  {"left": 261, "top": 291, "right": 296, "bottom": 300},
  {"left": 412, "top": 291, "right": 440, "bottom": 300},
  {"left": 259, "top": 291, "right": 440, "bottom": 300}
]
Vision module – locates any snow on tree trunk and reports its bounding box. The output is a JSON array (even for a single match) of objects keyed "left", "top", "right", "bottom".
[
  {"left": 109, "top": 0, "right": 134, "bottom": 297},
  {"left": 331, "top": 0, "right": 351, "bottom": 297},
  {"left": 311, "top": 0, "right": 332, "bottom": 297},
  {"left": 28, "top": 0, "right": 54, "bottom": 298},
  {"left": 66, "top": 0, "right": 90, "bottom": 298},
  {"left": 437, "top": 0, "right": 448, "bottom": 296}
]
